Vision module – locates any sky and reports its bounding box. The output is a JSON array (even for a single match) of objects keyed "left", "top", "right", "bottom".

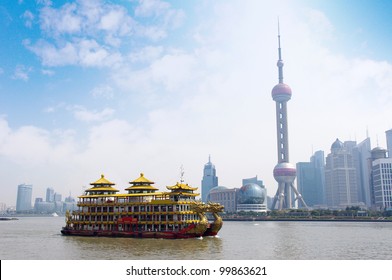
[{"left": 1, "top": 0, "right": 392, "bottom": 206}]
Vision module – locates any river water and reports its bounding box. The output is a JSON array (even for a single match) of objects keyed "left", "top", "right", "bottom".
[{"left": 1, "top": 217, "right": 392, "bottom": 260}]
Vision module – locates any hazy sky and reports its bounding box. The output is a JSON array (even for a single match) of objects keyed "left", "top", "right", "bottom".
[{"left": 1, "top": 0, "right": 392, "bottom": 206}]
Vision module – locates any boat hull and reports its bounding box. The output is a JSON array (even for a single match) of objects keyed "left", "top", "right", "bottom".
[
  {"left": 61, "top": 228, "right": 203, "bottom": 239},
  {"left": 202, "top": 227, "right": 219, "bottom": 237}
]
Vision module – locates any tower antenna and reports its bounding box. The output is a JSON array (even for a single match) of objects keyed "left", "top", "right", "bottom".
[
  {"left": 277, "top": 17, "right": 284, "bottom": 83},
  {"left": 278, "top": 17, "right": 281, "bottom": 58}
]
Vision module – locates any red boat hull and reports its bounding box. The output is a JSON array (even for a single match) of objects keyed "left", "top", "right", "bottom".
[
  {"left": 202, "top": 227, "right": 218, "bottom": 237},
  {"left": 61, "top": 228, "right": 203, "bottom": 239}
]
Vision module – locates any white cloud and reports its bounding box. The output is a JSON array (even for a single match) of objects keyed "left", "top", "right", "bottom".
[
  {"left": 306, "top": 9, "right": 335, "bottom": 41},
  {"left": 36, "top": 0, "right": 52, "bottom": 6},
  {"left": 150, "top": 51, "right": 197, "bottom": 92},
  {"left": 43, "top": 102, "right": 66, "bottom": 114},
  {"left": 113, "top": 49, "right": 198, "bottom": 95},
  {"left": 134, "top": 0, "right": 185, "bottom": 40},
  {"left": 91, "top": 84, "right": 115, "bottom": 99},
  {"left": 22, "top": 10, "right": 34, "bottom": 28},
  {"left": 44, "top": 107, "right": 55, "bottom": 113},
  {"left": 25, "top": 0, "right": 184, "bottom": 68},
  {"left": 0, "top": 116, "right": 80, "bottom": 204},
  {"left": 136, "top": 25, "right": 167, "bottom": 41},
  {"left": 39, "top": 3, "right": 82, "bottom": 36},
  {"left": 77, "top": 39, "right": 118, "bottom": 67},
  {"left": 129, "top": 45, "right": 164, "bottom": 63},
  {"left": 41, "top": 69, "right": 55, "bottom": 76},
  {"left": 12, "top": 64, "right": 32, "bottom": 81},
  {"left": 349, "top": 59, "right": 392, "bottom": 92},
  {"left": 24, "top": 39, "right": 78, "bottom": 66},
  {"left": 99, "top": 7, "right": 132, "bottom": 35},
  {"left": 135, "top": 0, "right": 170, "bottom": 17},
  {"left": 24, "top": 39, "right": 122, "bottom": 67},
  {"left": 0, "top": 117, "right": 75, "bottom": 166},
  {"left": 71, "top": 106, "right": 115, "bottom": 122}
]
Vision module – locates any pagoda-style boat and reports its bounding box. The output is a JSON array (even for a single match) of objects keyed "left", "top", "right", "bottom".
[{"left": 61, "top": 173, "right": 223, "bottom": 239}]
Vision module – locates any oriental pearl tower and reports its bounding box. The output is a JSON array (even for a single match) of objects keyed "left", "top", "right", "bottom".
[{"left": 270, "top": 24, "right": 308, "bottom": 210}]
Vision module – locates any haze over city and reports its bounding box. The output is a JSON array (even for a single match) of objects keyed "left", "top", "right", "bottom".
[{"left": 1, "top": 0, "right": 392, "bottom": 206}]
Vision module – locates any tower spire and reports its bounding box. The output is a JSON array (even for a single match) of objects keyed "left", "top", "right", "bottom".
[{"left": 277, "top": 18, "right": 284, "bottom": 84}]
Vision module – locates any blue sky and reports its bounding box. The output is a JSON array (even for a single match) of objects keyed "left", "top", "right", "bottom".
[
  {"left": 1, "top": 0, "right": 392, "bottom": 206},
  {"left": 304, "top": 0, "right": 392, "bottom": 60}
]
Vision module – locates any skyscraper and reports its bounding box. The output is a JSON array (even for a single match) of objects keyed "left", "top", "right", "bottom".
[
  {"left": 270, "top": 25, "right": 307, "bottom": 210},
  {"left": 325, "top": 139, "right": 358, "bottom": 209},
  {"left": 353, "top": 138, "right": 372, "bottom": 207},
  {"left": 296, "top": 150, "right": 325, "bottom": 207},
  {"left": 54, "top": 193, "right": 62, "bottom": 202},
  {"left": 201, "top": 156, "right": 218, "bottom": 202},
  {"left": 372, "top": 157, "right": 392, "bottom": 210},
  {"left": 16, "top": 184, "right": 33, "bottom": 213},
  {"left": 369, "top": 147, "right": 389, "bottom": 209},
  {"left": 386, "top": 129, "right": 392, "bottom": 157},
  {"left": 46, "top": 187, "right": 54, "bottom": 202}
]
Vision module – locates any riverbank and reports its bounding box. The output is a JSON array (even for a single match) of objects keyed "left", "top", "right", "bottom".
[
  {"left": 0, "top": 217, "right": 18, "bottom": 221},
  {"left": 0, "top": 213, "right": 63, "bottom": 218},
  {"left": 222, "top": 216, "right": 392, "bottom": 222}
]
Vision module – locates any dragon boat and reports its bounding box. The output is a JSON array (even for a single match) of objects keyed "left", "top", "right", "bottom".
[{"left": 61, "top": 173, "right": 223, "bottom": 239}]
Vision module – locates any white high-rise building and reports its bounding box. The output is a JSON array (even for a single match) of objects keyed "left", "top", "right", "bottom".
[
  {"left": 325, "top": 139, "right": 358, "bottom": 209},
  {"left": 372, "top": 158, "right": 392, "bottom": 210},
  {"left": 385, "top": 129, "right": 392, "bottom": 157},
  {"left": 16, "top": 184, "right": 33, "bottom": 213}
]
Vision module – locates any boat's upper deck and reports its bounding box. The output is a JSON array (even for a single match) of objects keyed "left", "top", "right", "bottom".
[{"left": 78, "top": 173, "right": 200, "bottom": 206}]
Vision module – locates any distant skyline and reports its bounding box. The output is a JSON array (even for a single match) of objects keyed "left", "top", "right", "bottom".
[{"left": 1, "top": 0, "right": 392, "bottom": 206}]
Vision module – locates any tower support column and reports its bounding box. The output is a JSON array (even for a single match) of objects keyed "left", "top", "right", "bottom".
[{"left": 272, "top": 182, "right": 308, "bottom": 210}]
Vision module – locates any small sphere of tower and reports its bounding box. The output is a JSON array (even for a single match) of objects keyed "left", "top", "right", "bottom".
[
  {"left": 271, "top": 83, "right": 292, "bottom": 102},
  {"left": 273, "top": 162, "right": 296, "bottom": 184}
]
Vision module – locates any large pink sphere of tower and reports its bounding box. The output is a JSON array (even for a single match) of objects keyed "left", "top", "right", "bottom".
[
  {"left": 273, "top": 162, "right": 296, "bottom": 184},
  {"left": 271, "top": 83, "right": 292, "bottom": 102}
]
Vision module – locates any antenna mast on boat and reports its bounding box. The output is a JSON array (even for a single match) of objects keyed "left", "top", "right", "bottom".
[{"left": 180, "top": 165, "right": 185, "bottom": 183}]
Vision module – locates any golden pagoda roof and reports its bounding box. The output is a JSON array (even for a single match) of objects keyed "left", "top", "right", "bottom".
[
  {"left": 125, "top": 173, "right": 158, "bottom": 191},
  {"left": 166, "top": 182, "right": 198, "bottom": 191},
  {"left": 86, "top": 174, "right": 119, "bottom": 193},
  {"left": 90, "top": 174, "right": 115, "bottom": 186},
  {"left": 129, "top": 173, "right": 155, "bottom": 184}
]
